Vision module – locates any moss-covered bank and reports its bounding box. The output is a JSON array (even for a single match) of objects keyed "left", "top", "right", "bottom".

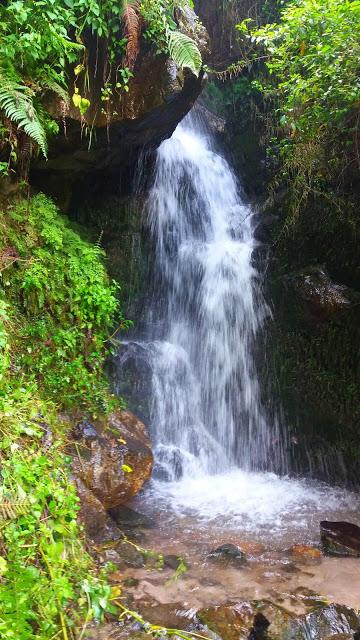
[{"left": 0, "top": 192, "right": 125, "bottom": 638}]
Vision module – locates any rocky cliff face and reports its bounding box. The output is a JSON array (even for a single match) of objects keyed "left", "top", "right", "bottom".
[{"left": 195, "top": 0, "right": 276, "bottom": 68}]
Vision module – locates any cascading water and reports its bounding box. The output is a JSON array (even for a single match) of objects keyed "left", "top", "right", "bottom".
[
  {"left": 114, "top": 110, "right": 359, "bottom": 535},
  {"left": 117, "top": 111, "right": 286, "bottom": 480}
]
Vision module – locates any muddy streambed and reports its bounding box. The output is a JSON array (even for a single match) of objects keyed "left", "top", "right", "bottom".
[{"left": 118, "top": 471, "right": 360, "bottom": 621}]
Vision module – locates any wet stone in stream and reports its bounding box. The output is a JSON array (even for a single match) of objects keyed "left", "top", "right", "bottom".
[
  {"left": 296, "top": 604, "right": 360, "bottom": 639},
  {"left": 321, "top": 521, "right": 360, "bottom": 557},
  {"left": 207, "top": 543, "right": 247, "bottom": 566},
  {"left": 138, "top": 602, "right": 193, "bottom": 629},
  {"left": 163, "top": 554, "right": 187, "bottom": 570},
  {"left": 108, "top": 505, "right": 156, "bottom": 529},
  {"left": 197, "top": 602, "right": 360, "bottom": 640},
  {"left": 291, "top": 544, "right": 322, "bottom": 565},
  {"left": 197, "top": 601, "right": 257, "bottom": 640}
]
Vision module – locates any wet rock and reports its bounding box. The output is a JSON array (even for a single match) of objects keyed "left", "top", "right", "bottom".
[
  {"left": 108, "top": 505, "right": 155, "bottom": 529},
  {"left": 195, "top": 0, "right": 243, "bottom": 67},
  {"left": 291, "top": 544, "right": 322, "bottom": 564},
  {"left": 84, "top": 626, "right": 149, "bottom": 640},
  {"left": 175, "top": 4, "right": 210, "bottom": 60},
  {"left": 73, "top": 418, "right": 98, "bottom": 440},
  {"left": 195, "top": 104, "right": 226, "bottom": 134},
  {"left": 102, "top": 549, "right": 123, "bottom": 565},
  {"left": 322, "top": 635, "right": 355, "bottom": 640},
  {"left": 253, "top": 214, "right": 279, "bottom": 244},
  {"left": 208, "top": 543, "right": 247, "bottom": 565},
  {"left": 320, "top": 521, "right": 360, "bottom": 557},
  {"left": 115, "top": 540, "right": 145, "bottom": 568},
  {"left": 233, "top": 539, "right": 266, "bottom": 556},
  {"left": 197, "top": 600, "right": 359, "bottom": 640},
  {"left": 163, "top": 554, "right": 187, "bottom": 571},
  {"left": 75, "top": 478, "right": 122, "bottom": 543},
  {"left": 249, "top": 613, "right": 271, "bottom": 640},
  {"left": 285, "top": 267, "right": 356, "bottom": 322},
  {"left": 75, "top": 477, "right": 106, "bottom": 535},
  {"left": 32, "top": 6, "right": 209, "bottom": 201},
  {"left": 153, "top": 446, "right": 186, "bottom": 481},
  {"left": 72, "top": 409, "right": 153, "bottom": 509},
  {"left": 139, "top": 603, "right": 191, "bottom": 629},
  {"left": 200, "top": 576, "right": 221, "bottom": 587},
  {"left": 296, "top": 604, "right": 360, "bottom": 639},
  {"left": 280, "top": 561, "right": 302, "bottom": 574},
  {"left": 251, "top": 604, "right": 360, "bottom": 640},
  {"left": 197, "top": 602, "right": 256, "bottom": 640},
  {"left": 253, "top": 600, "right": 295, "bottom": 640},
  {"left": 292, "top": 587, "right": 328, "bottom": 609},
  {"left": 120, "top": 528, "right": 147, "bottom": 544},
  {"left": 97, "top": 524, "right": 125, "bottom": 545},
  {"left": 122, "top": 576, "right": 140, "bottom": 588},
  {"left": 110, "top": 341, "right": 154, "bottom": 425}
]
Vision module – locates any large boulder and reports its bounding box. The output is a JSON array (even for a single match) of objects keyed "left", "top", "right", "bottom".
[{"left": 72, "top": 409, "right": 153, "bottom": 510}]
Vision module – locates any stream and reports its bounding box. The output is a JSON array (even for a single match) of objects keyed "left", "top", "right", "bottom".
[{"left": 113, "top": 111, "right": 360, "bottom": 617}]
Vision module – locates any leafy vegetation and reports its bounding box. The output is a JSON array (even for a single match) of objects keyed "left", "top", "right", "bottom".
[
  {"left": 0, "top": 1, "right": 204, "bottom": 635},
  {"left": 0, "top": 193, "right": 126, "bottom": 409},
  {"left": 0, "top": 391, "right": 117, "bottom": 640},
  {"left": 116, "top": 603, "right": 209, "bottom": 640},
  {"left": 0, "top": 0, "right": 202, "bottom": 170},
  {"left": 0, "top": 193, "right": 124, "bottom": 638},
  {"left": 141, "top": 0, "right": 202, "bottom": 76},
  {"left": 238, "top": 0, "right": 360, "bottom": 220}
]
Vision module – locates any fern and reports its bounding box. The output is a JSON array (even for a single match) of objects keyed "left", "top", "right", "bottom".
[
  {"left": 40, "top": 76, "right": 69, "bottom": 105},
  {"left": 0, "top": 497, "right": 30, "bottom": 522},
  {"left": 123, "top": 2, "right": 141, "bottom": 70},
  {"left": 139, "top": 1, "right": 202, "bottom": 76},
  {"left": 166, "top": 27, "right": 202, "bottom": 77},
  {"left": 0, "top": 70, "right": 48, "bottom": 158}
]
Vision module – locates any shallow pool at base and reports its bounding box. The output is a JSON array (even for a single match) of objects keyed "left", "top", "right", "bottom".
[{"left": 124, "top": 471, "right": 360, "bottom": 612}]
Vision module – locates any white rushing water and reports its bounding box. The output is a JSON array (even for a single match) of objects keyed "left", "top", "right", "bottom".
[
  {"left": 145, "top": 469, "right": 360, "bottom": 543},
  {"left": 115, "top": 112, "right": 359, "bottom": 533},
  {"left": 145, "top": 112, "right": 285, "bottom": 478}
]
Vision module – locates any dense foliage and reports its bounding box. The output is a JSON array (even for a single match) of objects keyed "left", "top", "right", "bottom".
[
  {"left": 0, "top": 193, "right": 123, "bottom": 408},
  {"left": 0, "top": 193, "right": 122, "bottom": 638},
  {"left": 0, "top": 0, "right": 202, "bottom": 171},
  {"left": 242, "top": 0, "right": 360, "bottom": 218}
]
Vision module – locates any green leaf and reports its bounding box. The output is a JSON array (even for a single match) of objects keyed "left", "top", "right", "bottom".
[{"left": 166, "top": 28, "right": 202, "bottom": 77}]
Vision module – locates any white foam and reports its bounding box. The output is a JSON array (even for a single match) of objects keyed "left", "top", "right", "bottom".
[{"left": 148, "top": 470, "right": 360, "bottom": 541}]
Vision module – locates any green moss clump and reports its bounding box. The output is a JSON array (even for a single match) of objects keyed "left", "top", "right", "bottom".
[
  {"left": 0, "top": 193, "right": 124, "bottom": 638},
  {"left": 0, "top": 192, "right": 130, "bottom": 411}
]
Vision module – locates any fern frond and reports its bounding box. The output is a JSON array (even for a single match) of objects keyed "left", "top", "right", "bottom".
[
  {"left": 166, "top": 28, "right": 202, "bottom": 77},
  {"left": 0, "top": 70, "right": 48, "bottom": 158},
  {"left": 41, "top": 77, "right": 69, "bottom": 104},
  {"left": 0, "top": 497, "right": 30, "bottom": 521},
  {"left": 123, "top": 3, "right": 141, "bottom": 70}
]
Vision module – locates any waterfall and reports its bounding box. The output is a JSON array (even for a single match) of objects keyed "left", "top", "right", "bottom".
[{"left": 115, "top": 111, "right": 286, "bottom": 481}]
